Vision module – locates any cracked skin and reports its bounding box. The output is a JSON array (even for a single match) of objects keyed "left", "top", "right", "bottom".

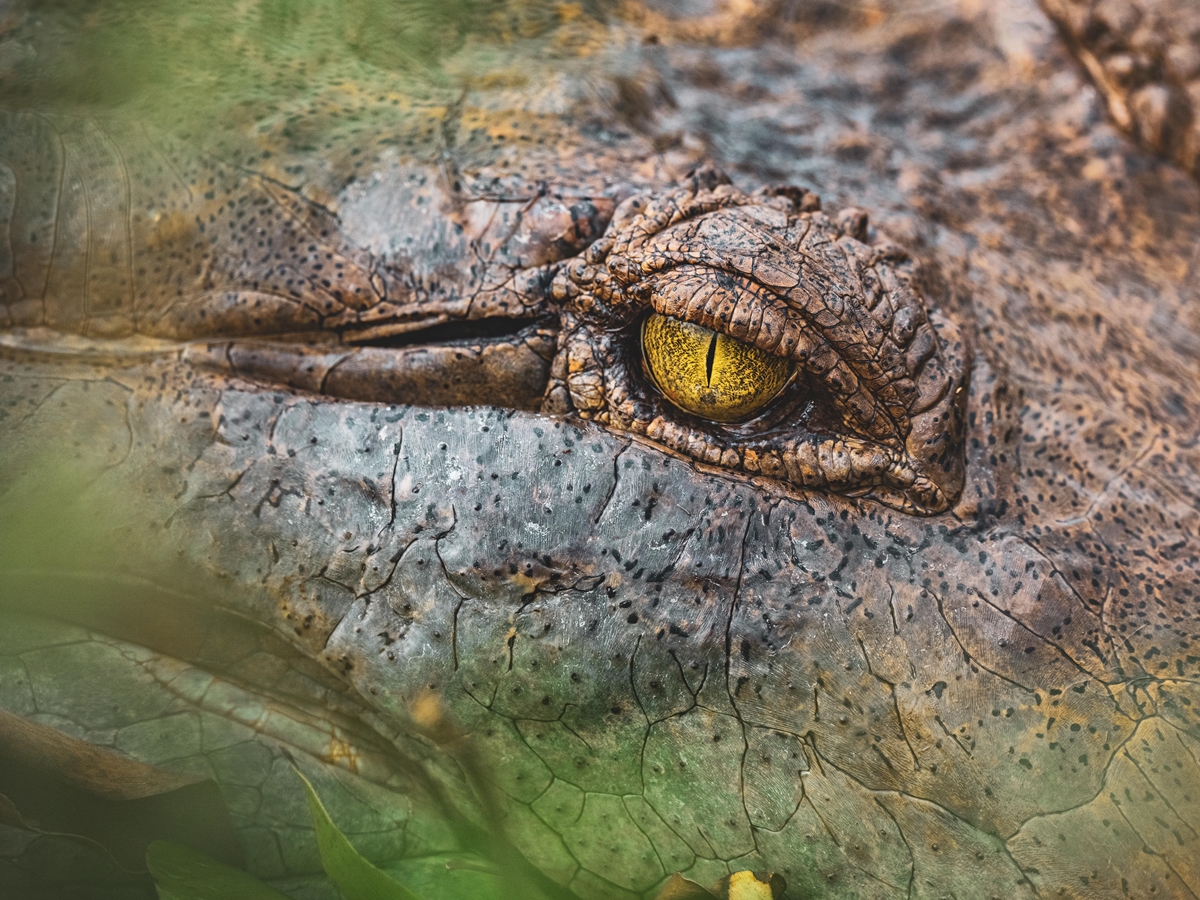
[{"left": 2, "top": 0, "right": 1200, "bottom": 897}]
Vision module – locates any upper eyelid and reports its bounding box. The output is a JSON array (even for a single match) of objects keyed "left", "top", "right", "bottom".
[{"left": 620, "top": 211, "right": 930, "bottom": 409}]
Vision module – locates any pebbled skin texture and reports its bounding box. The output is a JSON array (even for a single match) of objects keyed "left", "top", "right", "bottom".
[
  {"left": 1039, "top": 0, "right": 1200, "bottom": 178},
  {"left": 3, "top": 0, "right": 1200, "bottom": 898}
]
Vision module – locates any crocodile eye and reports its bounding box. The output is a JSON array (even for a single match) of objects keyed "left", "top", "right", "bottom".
[{"left": 641, "top": 312, "right": 792, "bottom": 422}]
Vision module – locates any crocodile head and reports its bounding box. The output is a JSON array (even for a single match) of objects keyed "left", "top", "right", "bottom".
[{"left": 2, "top": 1, "right": 1200, "bottom": 898}]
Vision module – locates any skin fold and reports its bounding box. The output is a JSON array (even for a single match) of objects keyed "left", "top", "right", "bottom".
[{"left": 2, "top": 0, "right": 1200, "bottom": 897}]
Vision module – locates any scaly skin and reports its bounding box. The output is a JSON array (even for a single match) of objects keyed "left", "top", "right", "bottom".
[{"left": 2, "top": 1, "right": 1200, "bottom": 898}]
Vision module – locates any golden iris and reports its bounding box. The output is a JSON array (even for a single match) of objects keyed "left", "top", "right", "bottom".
[{"left": 641, "top": 313, "right": 791, "bottom": 422}]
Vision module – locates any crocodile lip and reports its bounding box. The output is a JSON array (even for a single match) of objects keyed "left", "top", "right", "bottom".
[{"left": 0, "top": 316, "right": 559, "bottom": 412}]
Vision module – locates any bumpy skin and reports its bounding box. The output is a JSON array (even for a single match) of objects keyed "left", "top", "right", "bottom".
[
  {"left": 1039, "top": 0, "right": 1200, "bottom": 177},
  {"left": 546, "top": 173, "right": 968, "bottom": 512},
  {"left": 3, "top": 1, "right": 1200, "bottom": 899}
]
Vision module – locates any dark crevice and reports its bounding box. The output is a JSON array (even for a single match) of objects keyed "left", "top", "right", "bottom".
[{"left": 345, "top": 316, "right": 549, "bottom": 349}]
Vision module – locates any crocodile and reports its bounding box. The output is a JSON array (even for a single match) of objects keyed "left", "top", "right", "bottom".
[{"left": 1, "top": 0, "right": 1200, "bottom": 897}]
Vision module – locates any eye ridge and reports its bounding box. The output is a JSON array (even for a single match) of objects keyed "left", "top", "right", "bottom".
[{"left": 551, "top": 176, "right": 970, "bottom": 514}]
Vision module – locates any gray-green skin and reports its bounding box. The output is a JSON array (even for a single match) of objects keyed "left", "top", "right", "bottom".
[{"left": 3, "top": 0, "right": 1200, "bottom": 898}]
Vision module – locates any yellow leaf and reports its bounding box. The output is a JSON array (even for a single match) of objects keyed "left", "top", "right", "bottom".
[{"left": 727, "top": 871, "right": 774, "bottom": 900}]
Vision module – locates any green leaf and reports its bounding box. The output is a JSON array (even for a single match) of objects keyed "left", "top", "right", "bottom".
[
  {"left": 381, "top": 854, "right": 507, "bottom": 900},
  {"left": 146, "top": 840, "right": 290, "bottom": 900},
  {"left": 291, "top": 763, "right": 426, "bottom": 900}
]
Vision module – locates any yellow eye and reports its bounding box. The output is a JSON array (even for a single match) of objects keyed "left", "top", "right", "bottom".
[{"left": 641, "top": 313, "right": 791, "bottom": 422}]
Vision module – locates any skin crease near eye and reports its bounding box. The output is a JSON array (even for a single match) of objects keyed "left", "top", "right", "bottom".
[{"left": 641, "top": 312, "right": 792, "bottom": 422}]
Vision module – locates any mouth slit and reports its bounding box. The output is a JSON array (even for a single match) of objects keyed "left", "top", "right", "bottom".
[{"left": 346, "top": 316, "right": 549, "bottom": 349}]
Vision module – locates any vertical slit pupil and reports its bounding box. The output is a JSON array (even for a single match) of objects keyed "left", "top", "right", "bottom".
[{"left": 705, "top": 332, "right": 717, "bottom": 385}]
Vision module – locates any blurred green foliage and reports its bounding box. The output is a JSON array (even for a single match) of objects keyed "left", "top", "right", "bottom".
[
  {"left": 145, "top": 765, "right": 519, "bottom": 900},
  {"left": 11, "top": 0, "right": 606, "bottom": 114},
  {"left": 148, "top": 841, "right": 293, "bottom": 900},
  {"left": 291, "top": 762, "right": 425, "bottom": 900}
]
